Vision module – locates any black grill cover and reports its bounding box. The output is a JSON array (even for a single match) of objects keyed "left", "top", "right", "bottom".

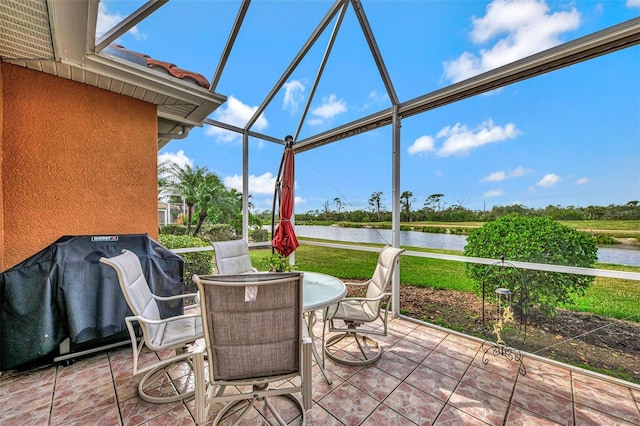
[{"left": 0, "top": 234, "right": 184, "bottom": 370}]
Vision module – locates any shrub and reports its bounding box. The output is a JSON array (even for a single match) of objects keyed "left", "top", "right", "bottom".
[
  {"left": 464, "top": 214, "right": 598, "bottom": 316},
  {"left": 197, "top": 224, "right": 235, "bottom": 242},
  {"left": 160, "top": 223, "right": 235, "bottom": 241},
  {"left": 159, "top": 224, "right": 188, "bottom": 235},
  {"left": 158, "top": 234, "right": 214, "bottom": 293},
  {"left": 258, "top": 253, "right": 293, "bottom": 272},
  {"left": 251, "top": 227, "right": 270, "bottom": 242}
]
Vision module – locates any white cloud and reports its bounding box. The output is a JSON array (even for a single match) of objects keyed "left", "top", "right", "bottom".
[
  {"left": 360, "top": 90, "right": 389, "bottom": 110},
  {"left": 483, "top": 171, "right": 507, "bottom": 181},
  {"left": 224, "top": 172, "right": 276, "bottom": 195},
  {"left": 574, "top": 177, "right": 589, "bottom": 186},
  {"left": 443, "top": 0, "right": 580, "bottom": 83},
  {"left": 254, "top": 194, "right": 305, "bottom": 210},
  {"left": 437, "top": 120, "right": 520, "bottom": 157},
  {"left": 308, "top": 94, "right": 347, "bottom": 125},
  {"left": 482, "top": 165, "right": 530, "bottom": 181},
  {"left": 283, "top": 80, "right": 305, "bottom": 114},
  {"left": 369, "top": 90, "right": 387, "bottom": 102},
  {"left": 537, "top": 173, "right": 561, "bottom": 187},
  {"left": 205, "top": 96, "right": 268, "bottom": 143},
  {"left": 509, "top": 166, "right": 529, "bottom": 177},
  {"left": 409, "top": 120, "right": 520, "bottom": 157},
  {"left": 408, "top": 136, "right": 435, "bottom": 155},
  {"left": 158, "top": 150, "right": 192, "bottom": 168},
  {"left": 627, "top": 0, "right": 640, "bottom": 8},
  {"left": 96, "top": 3, "right": 146, "bottom": 40},
  {"left": 484, "top": 189, "right": 504, "bottom": 197}
]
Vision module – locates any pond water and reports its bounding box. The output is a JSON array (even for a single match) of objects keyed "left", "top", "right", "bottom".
[{"left": 295, "top": 225, "right": 640, "bottom": 267}]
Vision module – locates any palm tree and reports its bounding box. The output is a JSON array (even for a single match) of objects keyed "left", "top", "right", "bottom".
[
  {"left": 400, "top": 191, "right": 415, "bottom": 222},
  {"left": 368, "top": 191, "right": 383, "bottom": 221},
  {"left": 157, "top": 162, "right": 172, "bottom": 198},
  {"left": 192, "top": 173, "right": 235, "bottom": 237},
  {"left": 162, "top": 162, "right": 209, "bottom": 234}
]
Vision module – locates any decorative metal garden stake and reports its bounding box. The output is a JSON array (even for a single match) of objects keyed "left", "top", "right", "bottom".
[{"left": 481, "top": 258, "right": 527, "bottom": 376}]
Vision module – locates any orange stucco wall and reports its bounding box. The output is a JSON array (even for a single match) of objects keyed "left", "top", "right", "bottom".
[
  {"left": 1, "top": 64, "right": 159, "bottom": 269},
  {"left": 0, "top": 64, "right": 4, "bottom": 269}
]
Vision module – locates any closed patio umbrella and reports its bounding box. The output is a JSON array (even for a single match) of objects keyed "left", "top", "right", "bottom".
[{"left": 272, "top": 136, "right": 299, "bottom": 257}]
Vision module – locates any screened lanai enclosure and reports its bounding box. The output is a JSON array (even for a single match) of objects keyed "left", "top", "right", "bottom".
[
  {"left": 2, "top": 0, "right": 640, "bottom": 390},
  {"left": 2, "top": 0, "right": 637, "bottom": 236}
]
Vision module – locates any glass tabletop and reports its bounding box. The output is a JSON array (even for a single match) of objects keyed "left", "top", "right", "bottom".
[{"left": 302, "top": 271, "right": 346, "bottom": 311}]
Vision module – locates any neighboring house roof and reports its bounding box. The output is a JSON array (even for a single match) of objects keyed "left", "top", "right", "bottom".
[{"left": 0, "top": 0, "right": 225, "bottom": 150}]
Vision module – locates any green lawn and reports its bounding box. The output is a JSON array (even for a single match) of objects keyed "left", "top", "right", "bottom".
[
  {"left": 250, "top": 243, "right": 640, "bottom": 322},
  {"left": 562, "top": 263, "right": 640, "bottom": 321}
]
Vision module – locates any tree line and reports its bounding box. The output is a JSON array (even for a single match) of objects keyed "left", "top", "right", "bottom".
[
  {"left": 158, "top": 162, "right": 638, "bottom": 239},
  {"left": 295, "top": 192, "right": 640, "bottom": 223}
]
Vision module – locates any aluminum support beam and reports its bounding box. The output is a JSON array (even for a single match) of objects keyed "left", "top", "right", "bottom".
[
  {"left": 351, "top": 0, "right": 398, "bottom": 105},
  {"left": 203, "top": 118, "right": 285, "bottom": 145},
  {"left": 244, "top": 0, "right": 347, "bottom": 131},
  {"left": 242, "top": 131, "right": 250, "bottom": 241},
  {"left": 95, "top": 0, "right": 169, "bottom": 53},
  {"left": 294, "top": 2, "right": 348, "bottom": 142},
  {"left": 209, "top": 0, "right": 251, "bottom": 93},
  {"left": 391, "top": 106, "right": 401, "bottom": 317}
]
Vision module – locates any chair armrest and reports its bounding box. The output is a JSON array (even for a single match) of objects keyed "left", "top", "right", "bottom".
[
  {"left": 324, "top": 292, "right": 391, "bottom": 321},
  {"left": 337, "top": 292, "right": 391, "bottom": 304},
  {"left": 126, "top": 311, "right": 201, "bottom": 326},
  {"left": 344, "top": 281, "right": 370, "bottom": 289},
  {"left": 151, "top": 292, "right": 198, "bottom": 302}
]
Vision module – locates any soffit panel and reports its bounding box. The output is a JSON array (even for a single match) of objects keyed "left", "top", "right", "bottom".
[{"left": 0, "top": 0, "right": 53, "bottom": 60}]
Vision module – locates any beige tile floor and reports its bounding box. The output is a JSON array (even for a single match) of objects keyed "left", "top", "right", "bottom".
[{"left": 1, "top": 314, "right": 640, "bottom": 425}]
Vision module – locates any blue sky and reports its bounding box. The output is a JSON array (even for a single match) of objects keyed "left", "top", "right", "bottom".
[{"left": 100, "top": 0, "right": 640, "bottom": 215}]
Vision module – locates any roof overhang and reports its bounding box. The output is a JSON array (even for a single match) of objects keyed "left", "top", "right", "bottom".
[{"left": 0, "top": 0, "right": 226, "bottom": 149}]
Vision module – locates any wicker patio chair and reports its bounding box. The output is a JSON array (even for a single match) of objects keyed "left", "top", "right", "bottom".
[{"left": 192, "top": 272, "right": 311, "bottom": 425}]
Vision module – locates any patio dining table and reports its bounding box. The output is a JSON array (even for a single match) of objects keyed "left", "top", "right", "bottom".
[{"left": 301, "top": 271, "right": 346, "bottom": 385}]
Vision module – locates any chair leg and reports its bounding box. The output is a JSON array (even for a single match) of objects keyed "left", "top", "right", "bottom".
[
  {"left": 214, "top": 399, "right": 257, "bottom": 426},
  {"left": 302, "top": 339, "right": 312, "bottom": 410},
  {"left": 264, "top": 397, "right": 288, "bottom": 426},
  {"left": 324, "top": 326, "right": 383, "bottom": 366},
  {"left": 212, "top": 393, "right": 305, "bottom": 426},
  {"left": 193, "top": 352, "right": 207, "bottom": 425},
  {"left": 137, "top": 351, "right": 197, "bottom": 404}
]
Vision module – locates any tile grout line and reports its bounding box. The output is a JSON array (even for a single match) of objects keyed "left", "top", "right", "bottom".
[
  {"left": 431, "top": 336, "right": 484, "bottom": 425},
  {"left": 47, "top": 365, "right": 60, "bottom": 426}
]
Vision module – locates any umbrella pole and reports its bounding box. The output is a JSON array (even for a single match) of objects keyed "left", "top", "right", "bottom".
[{"left": 271, "top": 136, "right": 294, "bottom": 254}]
